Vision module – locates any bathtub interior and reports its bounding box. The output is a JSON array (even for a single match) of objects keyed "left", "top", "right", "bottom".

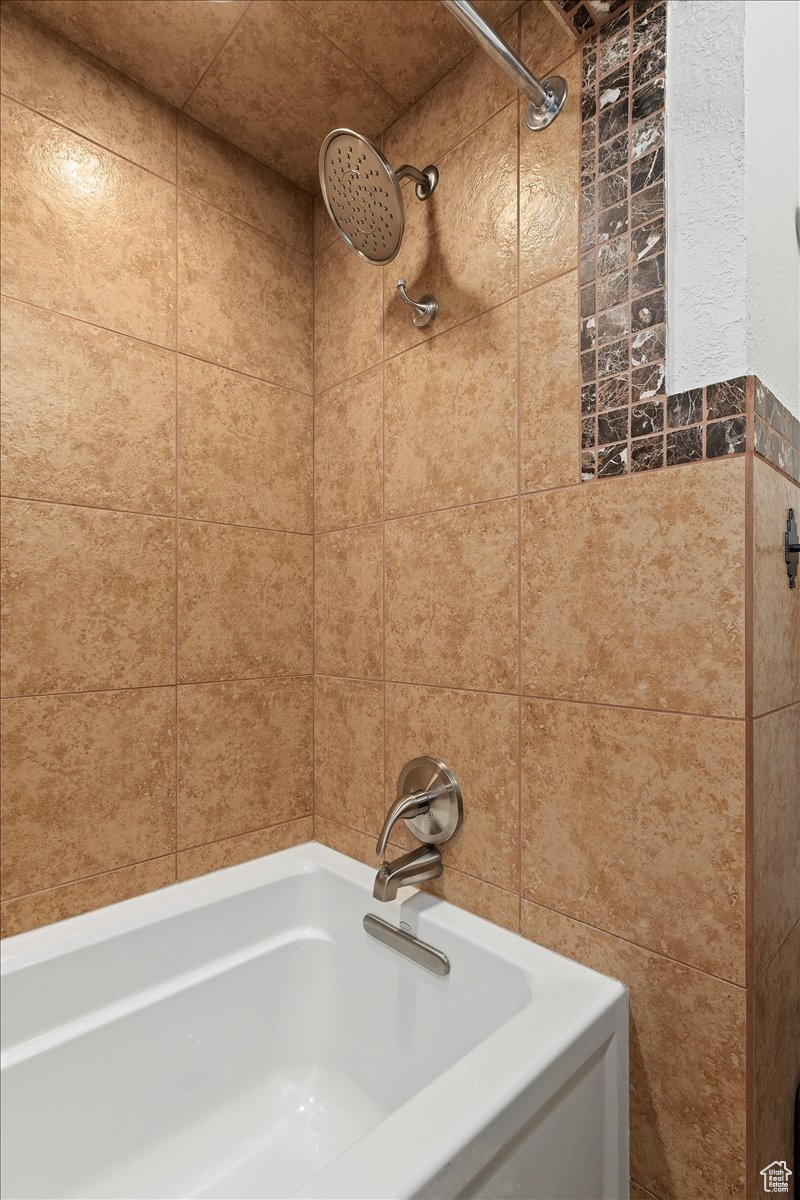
[{"left": 2, "top": 856, "right": 535, "bottom": 1199}]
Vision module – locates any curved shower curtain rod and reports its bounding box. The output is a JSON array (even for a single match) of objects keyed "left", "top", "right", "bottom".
[{"left": 440, "top": 0, "right": 568, "bottom": 130}]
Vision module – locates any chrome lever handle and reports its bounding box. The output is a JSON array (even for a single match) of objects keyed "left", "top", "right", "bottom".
[
  {"left": 375, "top": 791, "right": 432, "bottom": 858},
  {"left": 396, "top": 279, "right": 438, "bottom": 328}
]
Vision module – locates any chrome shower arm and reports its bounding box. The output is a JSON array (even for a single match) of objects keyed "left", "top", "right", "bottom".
[{"left": 440, "top": 0, "right": 567, "bottom": 130}]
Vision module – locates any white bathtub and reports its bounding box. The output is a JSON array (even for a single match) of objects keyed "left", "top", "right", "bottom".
[{"left": 1, "top": 843, "right": 628, "bottom": 1199}]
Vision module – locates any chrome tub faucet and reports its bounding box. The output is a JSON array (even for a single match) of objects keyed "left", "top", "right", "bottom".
[{"left": 372, "top": 757, "right": 463, "bottom": 902}]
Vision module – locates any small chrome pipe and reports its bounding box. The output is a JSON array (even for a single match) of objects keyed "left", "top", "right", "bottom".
[{"left": 440, "top": 0, "right": 567, "bottom": 130}]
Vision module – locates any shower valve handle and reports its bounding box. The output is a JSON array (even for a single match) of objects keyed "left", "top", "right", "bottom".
[{"left": 396, "top": 279, "right": 438, "bottom": 329}]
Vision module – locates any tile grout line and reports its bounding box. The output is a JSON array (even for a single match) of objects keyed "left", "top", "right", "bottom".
[
  {"left": 174, "top": 112, "right": 180, "bottom": 882},
  {"left": 521, "top": 893, "right": 748, "bottom": 991},
  {"left": 179, "top": 0, "right": 254, "bottom": 110},
  {"left": 0, "top": 292, "right": 315, "bottom": 397},
  {"left": 515, "top": 14, "right": 524, "bottom": 928}
]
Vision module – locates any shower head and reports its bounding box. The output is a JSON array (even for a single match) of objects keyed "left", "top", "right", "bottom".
[{"left": 319, "top": 129, "right": 438, "bottom": 266}]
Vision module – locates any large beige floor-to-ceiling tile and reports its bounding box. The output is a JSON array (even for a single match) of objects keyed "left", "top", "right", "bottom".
[
  {"left": 314, "top": 366, "right": 383, "bottom": 532},
  {"left": 0, "top": 856, "right": 175, "bottom": 939},
  {"left": 177, "top": 116, "right": 312, "bottom": 256},
  {"left": 1, "top": 299, "right": 175, "bottom": 514},
  {"left": 178, "top": 192, "right": 312, "bottom": 394},
  {"left": 384, "top": 104, "right": 517, "bottom": 358},
  {"left": 519, "top": 269, "right": 580, "bottom": 490},
  {"left": 385, "top": 683, "right": 519, "bottom": 891},
  {"left": 519, "top": 0, "right": 576, "bottom": 78},
  {"left": 314, "top": 235, "right": 383, "bottom": 395},
  {"left": 177, "top": 817, "right": 313, "bottom": 882},
  {"left": 178, "top": 521, "right": 312, "bottom": 683},
  {"left": 177, "top": 678, "right": 312, "bottom": 849},
  {"left": 384, "top": 300, "right": 517, "bottom": 517},
  {"left": 178, "top": 356, "right": 312, "bottom": 532},
  {"left": 1, "top": 500, "right": 175, "bottom": 696},
  {"left": 314, "top": 677, "right": 384, "bottom": 835},
  {"left": 521, "top": 699, "right": 746, "bottom": 982},
  {"left": 314, "top": 525, "right": 383, "bottom": 680},
  {"left": 753, "top": 704, "right": 800, "bottom": 979},
  {"left": 314, "top": 192, "right": 339, "bottom": 257},
  {"left": 0, "top": 6, "right": 176, "bottom": 180},
  {"left": 385, "top": 498, "right": 518, "bottom": 692},
  {"left": 521, "top": 459, "right": 746, "bottom": 717},
  {"left": 295, "top": 0, "right": 520, "bottom": 109},
  {"left": 383, "top": 14, "right": 519, "bottom": 170},
  {"left": 12, "top": 0, "right": 249, "bottom": 108},
  {"left": 753, "top": 457, "right": 800, "bottom": 715},
  {"left": 1, "top": 99, "right": 175, "bottom": 347},
  {"left": 521, "top": 901, "right": 746, "bottom": 1200},
  {"left": 754, "top": 920, "right": 800, "bottom": 1195},
  {"left": 184, "top": 0, "right": 401, "bottom": 191},
  {"left": 519, "top": 51, "right": 580, "bottom": 292},
  {"left": 0, "top": 688, "right": 175, "bottom": 898}
]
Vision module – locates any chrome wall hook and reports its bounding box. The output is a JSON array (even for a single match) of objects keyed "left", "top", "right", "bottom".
[{"left": 396, "top": 278, "right": 438, "bottom": 328}]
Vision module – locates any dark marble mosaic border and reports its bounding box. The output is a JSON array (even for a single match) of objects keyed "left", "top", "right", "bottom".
[
  {"left": 545, "top": 0, "right": 633, "bottom": 38},
  {"left": 579, "top": 372, "right": 800, "bottom": 483},
  {"left": 754, "top": 378, "right": 800, "bottom": 483},
  {"left": 578, "top": 0, "right": 667, "bottom": 481}
]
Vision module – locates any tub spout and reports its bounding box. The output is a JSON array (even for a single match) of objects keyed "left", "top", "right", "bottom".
[{"left": 372, "top": 845, "right": 443, "bottom": 902}]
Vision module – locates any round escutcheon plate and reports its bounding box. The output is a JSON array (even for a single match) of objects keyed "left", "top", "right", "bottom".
[{"left": 397, "top": 755, "right": 463, "bottom": 846}]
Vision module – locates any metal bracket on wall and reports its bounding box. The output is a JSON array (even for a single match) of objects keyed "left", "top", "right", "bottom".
[{"left": 786, "top": 508, "right": 799, "bottom": 589}]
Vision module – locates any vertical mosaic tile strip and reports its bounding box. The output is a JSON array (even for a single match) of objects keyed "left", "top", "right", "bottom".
[
  {"left": 579, "top": 0, "right": 667, "bottom": 480},
  {"left": 546, "top": 0, "right": 632, "bottom": 37},
  {"left": 754, "top": 378, "right": 800, "bottom": 483}
]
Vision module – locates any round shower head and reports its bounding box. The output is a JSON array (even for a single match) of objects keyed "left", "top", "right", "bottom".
[{"left": 319, "top": 129, "right": 438, "bottom": 266}]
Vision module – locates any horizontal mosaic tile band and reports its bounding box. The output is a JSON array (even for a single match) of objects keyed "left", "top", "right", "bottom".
[
  {"left": 579, "top": 0, "right": 668, "bottom": 481},
  {"left": 754, "top": 378, "right": 800, "bottom": 482},
  {"left": 581, "top": 374, "right": 800, "bottom": 483}
]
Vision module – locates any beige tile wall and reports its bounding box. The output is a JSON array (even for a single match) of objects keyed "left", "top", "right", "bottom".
[
  {"left": 0, "top": 6, "right": 314, "bottom": 936},
  {"left": 751, "top": 456, "right": 800, "bottom": 1195},
  {"left": 312, "top": 6, "right": 751, "bottom": 1197}
]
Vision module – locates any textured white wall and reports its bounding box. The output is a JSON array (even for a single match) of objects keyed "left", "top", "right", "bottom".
[
  {"left": 744, "top": 0, "right": 800, "bottom": 411},
  {"left": 666, "top": 0, "right": 748, "bottom": 396},
  {"left": 667, "top": 0, "right": 800, "bottom": 414}
]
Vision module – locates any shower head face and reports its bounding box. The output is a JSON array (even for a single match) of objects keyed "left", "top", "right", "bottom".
[{"left": 319, "top": 129, "right": 404, "bottom": 265}]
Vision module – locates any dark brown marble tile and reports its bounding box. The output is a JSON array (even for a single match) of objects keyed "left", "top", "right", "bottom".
[
  {"left": 597, "top": 374, "right": 630, "bottom": 411},
  {"left": 666, "top": 425, "right": 703, "bottom": 466},
  {"left": 597, "top": 267, "right": 629, "bottom": 310},
  {"left": 598, "top": 168, "right": 628, "bottom": 209},
  {"left": 599, "top": 131, "right": 628, "bottom": 175},
  {"left": 581, "top": 383, "right": 598, "bottom": 415},
  {"left": 631, "top": 215, "right": 665, "bottom": 261},
  {"left": 598, "top": 406, "right": 629, "bottom": 444},
  {"left": 598, "top": 234, "right": 628, "bottom": 276},
  {"left": 631, "top": 290, "right": 665, "bottom": 332},
  {"left": 631, "top": 360, "right": 665, "bottom": 401},
  {"left": 667, "top": 389, "right": 703, "bottom": 429},
  {"left": 632, "top": 38, "right": 665, "bottom": 88},
  {"left": 706, "top": 417, "right": 746, "bottom": 458},
  {"left": 598, "top": 303, "right": 629, "bottom": 344},
  {"left": 632, "top": 77, "right": 664, "bottom": 121},
  {"left": 630, "top": 434, "right": 664, "bottom": 471},
  {"left": 582, "top": 415, "right": 597, "bottom": 448},
  {"left": 631, "top": 252, "right": 665, "bottom": 297},
  {"left": 598, "top": 441, "right": 628, "bottom": 476},
  {"left": 631, "top": 146, "right": 664, "bottom": 194},
  {"left": 631, "top": 324, "right": 666, "bottom": 367},
  {"left": 631, "top": 110, "right": 664, "bottom": 159},
  {"left": 598, "top": 337, "right": 629, "bottom": 377},
  {"left": 631, "top": 399, "right": 664, "bottom": 438},
  {"left": 706, "top": 377, "right": 747, "bottom": 420}
]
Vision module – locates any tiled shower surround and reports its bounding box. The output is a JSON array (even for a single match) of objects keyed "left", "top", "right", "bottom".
[
  {"left": 0, "top": 4, "right": 798, "bottom": 1200},
  {"left": 0, "top": 5, "right": 315, "bottom": 927}
]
